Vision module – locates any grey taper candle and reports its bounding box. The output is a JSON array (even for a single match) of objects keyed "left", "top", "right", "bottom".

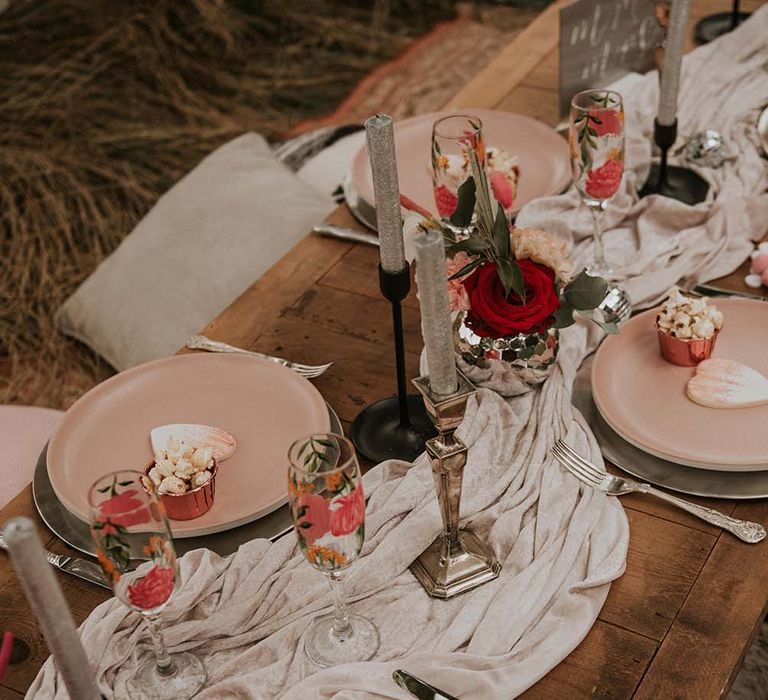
[
  {"left": 414, "top": 229, "right": 458, "bottom": 396},
  {"left": 365, "top": 114, "right": 406, "bottom": 273},
  {"left": 657, "top": 0, "right": 691, "bottom": 126},
  {"left": 3, "top": 517, "right": 101, "bottom": 700}
]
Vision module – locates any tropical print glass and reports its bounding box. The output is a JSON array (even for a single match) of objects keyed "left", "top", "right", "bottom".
[
  {"left": 288, "top": 433, "right": 379, "bottom": 667},
  {"left": 88, "top": 470, "right": 206, "bottom": 700},
  {"left": 431, "top": 114, "right": 485, "bottom": 226},
  {"left": 569, "top": 89, "right": 625, "bottom": 279}
]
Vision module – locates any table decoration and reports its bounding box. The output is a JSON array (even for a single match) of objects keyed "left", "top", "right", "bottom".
[
  {"left": 350, "top": 114, "right": 436, "bottom": 464},
  {"left": 639, "top": 0, "right": 710, "bottom": 204},
  {"left": 2, "top": 516, "right": 101, "bottom": 700},
  {"left": 287, "top": 433, "right": 379, "bottom": 666},
  {"left": 745, "top": 242, "right": 768, "bottom": 289},
  {"left": 88, "top": 470, "right": 207, "bottom": 699}
]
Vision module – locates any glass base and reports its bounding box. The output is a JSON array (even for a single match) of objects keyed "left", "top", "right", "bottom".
[
  {"left": 304, "top": 613, "right": 380, "bottom": 668},
  {"left": 126, "top": 651, "right": 207, "bottom": 700},
  {"left": 586, "top": 262, "right": 621, "bottom": 282}
]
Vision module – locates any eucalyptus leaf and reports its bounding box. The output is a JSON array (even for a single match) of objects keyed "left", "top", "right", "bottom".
[
  {"left": 492, "top": 203, "right": 510, "bottom": 259},
  {"left": 553, "top": 300, "right": 576, "bottom": 329},
  {"left": 564, "top": 269, "right": 608, "bottom": 310},
  {"left": 449, "top": 177, "right": 476, "bottom": 228},
  {"left": 446, "top": 238, "right": 491, "bottom": 254}
]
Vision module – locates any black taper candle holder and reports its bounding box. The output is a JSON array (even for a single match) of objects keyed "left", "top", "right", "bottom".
[
  {"left": 694, "top": 0, "right": 750, "bottom": 44},
  {"left": 639, "top": 119, "right": 709, "bottom": 205},
  {"left": 350, "top": 263, "right": 437, "bottom": 463}
]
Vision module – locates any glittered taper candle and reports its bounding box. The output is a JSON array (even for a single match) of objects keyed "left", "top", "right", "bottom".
[
  {"left": 657, "top": 0, "right": 691, "bottom": 126},
  {"left": 365, "top": 114, "right": 406, "bottom": 274},
  {"left": 3, "top": 517, "right": 101, "bottom": 700},
  {"left": 414, "top": 229, "right": 458, "bottom": 396}
]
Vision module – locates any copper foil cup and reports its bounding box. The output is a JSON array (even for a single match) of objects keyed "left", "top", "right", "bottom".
[
  {"left": 655, "top": 321, "right": 720, "bottom": 366},
  {"left": 143, "top": 457, "right": 218, "bottom": 520}
]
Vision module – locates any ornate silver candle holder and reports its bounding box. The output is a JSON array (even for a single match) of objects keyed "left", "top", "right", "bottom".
[{"left": 410, "top": 372, "right": 501, "bottom": 598}]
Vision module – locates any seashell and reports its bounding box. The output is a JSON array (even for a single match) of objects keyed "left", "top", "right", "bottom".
[
  {"left": 687, "top": 359, "right": 768, "bottom": 409},
  {"left": 150, "top": 424, "right": 236, "bottom": 462}
]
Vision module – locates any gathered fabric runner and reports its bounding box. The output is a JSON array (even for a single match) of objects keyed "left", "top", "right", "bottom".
[{"left": 31, "top": 9, "right": 768, "bottom": 699}]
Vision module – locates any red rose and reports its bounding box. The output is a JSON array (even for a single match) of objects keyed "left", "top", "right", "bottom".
[
  {"left": 98, "top": 489, "right": 150, "bottom": 531},
  {"left": 329, "top": 486, "right": 365, "bottom": 537},
  {"left": 589, "top": 108, "right": 622, "bottom": 137},
  {"left": 434, "top": 185, "right": 458, "bottom": 218},
  {"left": 462, "top": 259, "right": 560, "bottom": 337},
  {"left": 127, "top": 565, "right": 175, "bottom": 610},
  {"left": 585, "top": 160, "right": 623, "bottom": 200}
]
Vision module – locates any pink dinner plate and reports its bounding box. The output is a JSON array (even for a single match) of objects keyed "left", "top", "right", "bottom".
[
  {"left": 47, "top": 353, "right": 330, "bottom": 537},
  {"left": 591, "top": 298, "right": 768, "bottom": 472},
  {"left": 350, "top": 109, "right": 571, "bottom": 219}
]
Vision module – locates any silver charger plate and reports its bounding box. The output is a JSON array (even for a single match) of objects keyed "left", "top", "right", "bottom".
[
  {"left": 33, "top": 403, "right": 344, "bottom": 558},
  {"left": 343, "top": 174, "right": 378, "bottom": 231},
  {"left": 574, "top": 357, "right": 768, "bottom": 500}
]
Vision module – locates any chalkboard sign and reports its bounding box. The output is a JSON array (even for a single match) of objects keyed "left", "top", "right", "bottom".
[{"left": 559, "top": 0, "right": 663, "bottom": 116}]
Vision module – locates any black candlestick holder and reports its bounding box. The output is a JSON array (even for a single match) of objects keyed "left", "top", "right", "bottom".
[
  {"left": 350, "top": 263, "right": 437, "bottom": 463},
  {"left": 694, "top": 0, "right": 750, "bottom": 44},
  {"left": 639, "top": 119, "right": 709, "bottom": 205}
]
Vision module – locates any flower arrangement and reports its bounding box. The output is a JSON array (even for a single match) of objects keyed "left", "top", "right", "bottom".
[{"left": 406, "top": 149, "right": 616, "bottom": 344}]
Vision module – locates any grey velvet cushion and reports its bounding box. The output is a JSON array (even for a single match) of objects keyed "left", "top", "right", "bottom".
[{"left": 57, "top": 133, "right": 335, "bottom": 370}]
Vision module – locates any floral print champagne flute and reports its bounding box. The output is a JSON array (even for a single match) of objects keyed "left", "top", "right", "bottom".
[
  {"left": 288, "top": 433, "right": 379, "bottom": 667},
  {"left": 88, "top": 471, "right": 206, "bottom": 699},
  {"left": 569, "top": 89, "right": 625, "bottom": 279}
]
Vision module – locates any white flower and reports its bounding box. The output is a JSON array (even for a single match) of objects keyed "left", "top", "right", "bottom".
[{"left": 511, "top": 228, "right": 572, "bottom": 281}]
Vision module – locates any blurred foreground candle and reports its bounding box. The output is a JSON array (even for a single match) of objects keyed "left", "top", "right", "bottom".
[
  {"left": 3, "top": 517, "right": 100, "bottom": 700},
  {"left": 414, "top": 229, "right": 458, "bottom": 396},
  {"left": 365, "top": 114, "right": 406, "bottom": 273},
  {"left": 657, "top": 0, "right": 691, "bottom": 126}
]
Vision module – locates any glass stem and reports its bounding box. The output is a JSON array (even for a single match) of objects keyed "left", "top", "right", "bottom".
[
  {"left": 144, "top": 614, "right": 177, "bottom": 678},
  {"left": 587, "top": 201, "right": 608, "bottom": 273},
  {"left": 326, "top": 571, "right": 353, "bottom": 640}
]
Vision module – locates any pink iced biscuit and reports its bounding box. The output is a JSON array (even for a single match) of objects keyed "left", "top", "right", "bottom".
[{"left": 751, "top": 254, "right": 768, "bottom": 275}]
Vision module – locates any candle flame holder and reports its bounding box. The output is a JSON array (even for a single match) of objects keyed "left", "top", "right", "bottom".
[
  {"left": 639, "top": 119, "right": 709, "bottom": 205},
  {"left": 410, "top": 372, "right": 501, "bottom": 598}
]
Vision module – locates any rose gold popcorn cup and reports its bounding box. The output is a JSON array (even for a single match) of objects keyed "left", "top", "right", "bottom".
[
  {"left": 143, "top": 457, "right": 218, "bottom": 520},
  {"left": 655, "top": 320, "right": 720, "bottom": 367}
]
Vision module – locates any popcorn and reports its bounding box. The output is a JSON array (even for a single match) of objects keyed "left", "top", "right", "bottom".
[
  {"left": 656, "top": 288, "right": 722, "bottom": 339},
  {"left": 152, "top": 436, "right": 214, "bottom": 494}
]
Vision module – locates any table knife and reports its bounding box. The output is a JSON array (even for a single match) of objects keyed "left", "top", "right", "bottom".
[
  {"left": 312, "top": 224, "right": 379, "bottom": 247},
  {"left": 692, "top": 284, "right": 767, "bottom": 301},
  {"left": 0, "top": 533, "right": 109, "bottom": 589},
  {"left": 393, "top": 670, "right": 460, "bottom": 700}
]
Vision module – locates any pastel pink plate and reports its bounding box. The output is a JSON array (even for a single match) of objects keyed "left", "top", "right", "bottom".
[
  {"left": 350, "top": 109, "right": 571, "bottom": 218},
  {"left": 47, "top": 353, "right": 330, "bottom": 536},
  {"left": 591, "top": 297, "right": 768, "bottom": 471}
]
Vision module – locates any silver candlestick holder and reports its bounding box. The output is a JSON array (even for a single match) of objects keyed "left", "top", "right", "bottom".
[{"left": 410, "top": 371, "right": 501, "bottom": 598}]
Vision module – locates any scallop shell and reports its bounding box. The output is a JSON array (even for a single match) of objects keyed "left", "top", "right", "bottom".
[
  {"left": 150, "top": 424, "right": 236, "bottom": 461},
  {"left": 686, "top": 359, "right": 768, "bottom": 409}
]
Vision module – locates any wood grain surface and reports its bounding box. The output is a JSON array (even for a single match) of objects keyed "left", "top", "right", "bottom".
[{"left": 1, "top": 0, "right": 766, "bottom": 697}]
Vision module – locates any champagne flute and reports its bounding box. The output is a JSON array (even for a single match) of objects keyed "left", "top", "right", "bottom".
[
  {"left": 431, "top": 114, "right": 485, "bottom": 228},
  {"left": 287, "top": 433, "right": 379, "bottom": 668},
  {"left": 88, "top": 470, "right": 206, "bottom": 699},
  {"left": 569, "top": 89, "right": 625, "bottom": 279}
]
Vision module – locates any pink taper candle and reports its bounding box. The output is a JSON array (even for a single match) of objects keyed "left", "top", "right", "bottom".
[
  {"left": 3, "top": 517, "right": 101, "bottom": 700},
  {"left": 657, "top": 0, "right": 691, "bottom": 126}
]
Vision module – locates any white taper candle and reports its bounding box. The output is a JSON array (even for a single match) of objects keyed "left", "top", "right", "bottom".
[
  {"left": 365, "top": 114, "right": 406, "bottom": 273},
  {"left": 3, "top": 517, "right": 101, "bottom": 700},
  {"left": 657, "top": 0, "right": 691, "bottom": 126},
  {"left": 414, "top": 229, "right": 458, "bottom": 396}
]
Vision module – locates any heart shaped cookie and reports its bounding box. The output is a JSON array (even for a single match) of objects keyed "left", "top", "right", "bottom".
[
  {"left": 150, "top": 424, "right": 237, "bottom": 461},
  {"left": 687, "top": 358, "right": 768, "bottom": 409}
]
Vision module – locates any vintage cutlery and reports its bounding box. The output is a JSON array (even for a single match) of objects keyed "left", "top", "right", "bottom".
[
  {"left": 312, "top": 224, "right": 379, "bottom": 247},
  {"left": 393, "top": 670, "right": 460, "bottom": 700},
  {"left": 551, "top": 440, "right": 766, "bottom": 543},
  {"left": 0, "top": 533, "right": 110, "bottom": 589},
  {"left": 692, "top": 283, "right": 767, "bottom": 302},
  {"left": 185, "top": 335, "right": 332, "bottom": 379}
]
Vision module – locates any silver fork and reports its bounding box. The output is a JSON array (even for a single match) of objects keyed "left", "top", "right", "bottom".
[
  {"left": 186, "top": 335, "right": 332, "bottom": 379},
  {"left": 551, "top": 439, "right": 766, "bottom": 543}
]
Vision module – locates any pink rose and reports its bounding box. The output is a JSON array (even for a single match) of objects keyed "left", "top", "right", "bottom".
[
  {"left": 588, "top": 108, "right": 622, "bottom": 137},
  {"left": 445, "top": 251, "right": 473, "bottom": 312},
  {"left": 434, "top": 185, "right": 458, "bottom": 218},
  {"left": 585, "top": 160, "right": 623, "bottom": 200},
  {"left": 295, "top": 492, "right": 330, "bottom": 544},
  {"left": 490, "top": 170, "right": 514, "bottom": 210},
  {"left": 127, "top": 565, "right": 175, "bottom": 610},
  {"left": 98, "top": 489, "right": 150, "bottom": 531},
  {"left": 329, "top": 487, "right": 365, "bottom": 537}
]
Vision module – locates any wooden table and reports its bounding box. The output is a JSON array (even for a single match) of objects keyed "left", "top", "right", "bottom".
[{"left": 1, "top": 1, "right": 766, "bottom": 697}]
